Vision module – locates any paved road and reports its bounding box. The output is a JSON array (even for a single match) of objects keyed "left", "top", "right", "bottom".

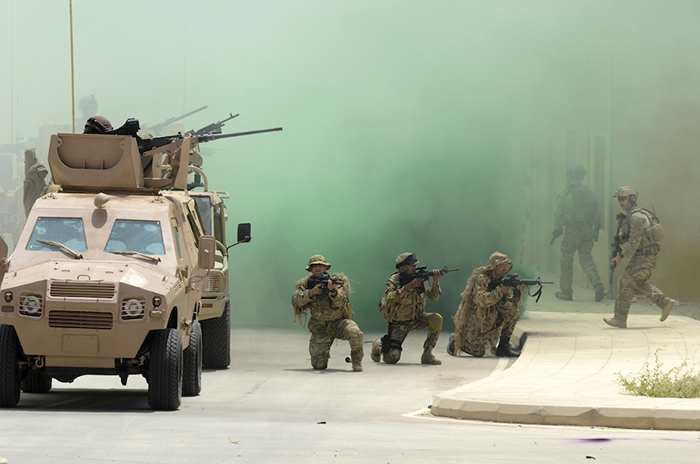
[{"left": 1, "top": 328, "right": 699, "bottom": 463}]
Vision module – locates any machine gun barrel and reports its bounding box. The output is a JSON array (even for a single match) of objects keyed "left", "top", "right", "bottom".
[
  {"left": 195, "top": 127, "right": 283, "bottom": 143},
  {"left": 143, "top": 105, "right": 208, "bottom": 135},
  {"left": 190, "top": 113, "right": 239, "bottom": 136},
  {"left": 138, "top": 126, "right": 283, "bottom": 154}
]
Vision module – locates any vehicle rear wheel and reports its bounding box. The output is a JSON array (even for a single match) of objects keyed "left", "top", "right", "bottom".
[
  {"left": 148, "top": 328, "right": 183, "bottom": 411},
  {"left": 183, "top": 320, "right": 202, "bottom": 396},
  {"left": 0, "top": 325, "right": 22, "bottom": 407},
  {"left": 201, "top": 300, "right": 231, "bottom": 369},
  {"left": 21, "top": 368, "right": 52, "bottom": 393}
]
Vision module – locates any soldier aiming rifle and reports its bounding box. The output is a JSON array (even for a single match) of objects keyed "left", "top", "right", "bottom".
[
  {"left": 487, "top": 274, "right": 554, "bottom": 303},
  {"left": 398, "top": 265, "right": 461, "bottom": 292}
]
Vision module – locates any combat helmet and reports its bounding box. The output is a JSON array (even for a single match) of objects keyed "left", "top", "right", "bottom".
[
  {"left": 306, "top": 254, "right": 331, "bottom": 271},
  {"left": 395, "top": 252, "right": 419, "bottom": 272},
  {"left": 614, "top": 186, "right": 638, "bottom": 204},
  {"left": 566, "top": 164, "right": 587, "bottom": 183},
  {"left": 84, "top": 116, "right": 113, "bottom": 134}
]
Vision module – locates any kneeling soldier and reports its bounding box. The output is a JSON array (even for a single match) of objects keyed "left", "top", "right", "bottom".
[
  {"left": 372, "top": 252, "right": 444, "bottom": 365},
  {"left": 292, "top": 255, "right": 364, "bottom": 371}
]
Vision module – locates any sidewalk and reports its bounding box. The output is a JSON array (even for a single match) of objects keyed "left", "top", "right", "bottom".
[{"left": 431, "top": 297, "right": 700, "bottom": 430}]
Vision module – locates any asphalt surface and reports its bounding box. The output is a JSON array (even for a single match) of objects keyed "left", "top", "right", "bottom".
[{"left": 2, "top": 288, "right": 700, "bottom": 463}]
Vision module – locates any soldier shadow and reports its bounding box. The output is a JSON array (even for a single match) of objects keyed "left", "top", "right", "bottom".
[
  {"left": 283, "top": 368, "right": 359, "bottom": 374},
  {"left": 612, "top": 326, "right": 661, "bottom": 330}
]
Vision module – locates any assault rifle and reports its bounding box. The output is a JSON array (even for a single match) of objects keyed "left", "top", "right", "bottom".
[
  {"left": 609, "top": 212, "right": 626, "bottom": 270},
  {"left": 399, "top": 265, "right": 461, "bottom": 292},
  {"left": 607, "top": 212, "right": 626, "bottom": 298},
  {"left": 487, "top": 274, "right": 554, "bottom": 303},
  {"left": 307, "top": 272, "right": 344, "bottom": 298}
]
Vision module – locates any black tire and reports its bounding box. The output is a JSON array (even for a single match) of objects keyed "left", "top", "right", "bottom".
[
  {"left": 0, "top": 324, "right": 21, "bottom": 407},
  {"left": 201, "top": 300, "right": 231, "bottom": 369},
  {"left": 148, "top": 328, "right": 183, "bottom": 411},
  {"left": 182, "top": 320, "right": 202, "bottom": 397},
  {"left": 21, "top": 368, "right": 52, "bottom": 393}
]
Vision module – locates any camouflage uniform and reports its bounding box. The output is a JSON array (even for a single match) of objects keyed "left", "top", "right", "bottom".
[
  {"left": 451, "top": 252, "right": 523, "bottom": 357},
  {"left": 552, "top": 165, "right": 604, "bottom": 301},
  {"left": 372, "top": 253, "right": 443, "bottom": 365},
  {"left": 291, "top": 255, "right": 363, "bottom": 371},
  {"left": 606, "top": 197, "right": 674, "bottom": 327}
]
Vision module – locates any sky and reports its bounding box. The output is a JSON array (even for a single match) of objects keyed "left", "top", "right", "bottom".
[{"left": 2, "top": 1, "right": 699, "bottom": 331}]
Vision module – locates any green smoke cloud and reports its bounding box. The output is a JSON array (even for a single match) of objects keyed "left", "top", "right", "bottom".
[
  {"left": 4, "top": 1, "right": 700, "bottom": 331},
  {"left": 200, "top": 2, "right": 591, "bottom": 330}
]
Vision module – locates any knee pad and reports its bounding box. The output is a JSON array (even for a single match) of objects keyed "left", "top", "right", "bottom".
[
  {"left": 348, "top": 327, "right": 364, "bottom": 341},
  {"left": 383, "top": 349, "right": 401, "bottom": 364},
  {"left": 465, "top": 346, "right": 485, "bottom": 357},
  {"left": 427, "top": 313, "right": 443, "bottom": 332},
  {"left": 381, "top": 334, "right": 402, "bottom": 354},
  {"left": 311, "top": 358, "right": 328, "bottom": 370}
]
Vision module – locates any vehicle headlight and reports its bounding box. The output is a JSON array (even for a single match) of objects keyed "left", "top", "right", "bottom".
[
  {"left": 204, "top": 274, "right": 224, "bottom": 293},
  {"left": 121, "top": 297, "right": 146, "bottom": 320},
  {"left": 19, "top": 294, "right": 43, "bottom": 317}
]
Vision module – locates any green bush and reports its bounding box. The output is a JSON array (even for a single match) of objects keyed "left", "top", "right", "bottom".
[{"left": 615, "top": 350, "right": 700, "bottom": 398}]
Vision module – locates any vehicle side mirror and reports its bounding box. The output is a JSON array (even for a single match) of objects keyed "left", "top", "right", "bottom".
[
  {"left": 198, "top": 235, "right": 216, "bottom": 270},
  {"left": 237, "top": 223, "right": 251, "bottom": 244},
  {"left": 227, "top": 223, "right": 252, "bottom": 251}
]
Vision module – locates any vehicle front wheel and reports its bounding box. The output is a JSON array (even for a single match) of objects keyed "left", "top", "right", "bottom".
[
  {"left": 183, "top": 320, "right": 202, "bottom": 397},
  {"left": 201, "top": 300, "right": 231, "bottom": 369},
  {"left": 0, "top": 325, "right": 22, "bottom": 407},
  {"left": 147, "top": 328, "right": 183, "bottom": 411},
  {"left": 21, "top": 368, "right": 52, "bottom": 393}
]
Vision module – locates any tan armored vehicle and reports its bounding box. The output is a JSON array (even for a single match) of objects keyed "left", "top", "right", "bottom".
[
  {"left": 0, "top": 129, "right": 218, "bottom": 410},
  {"left": 188, "top": 165, "right": 252, "bottom": 369}
]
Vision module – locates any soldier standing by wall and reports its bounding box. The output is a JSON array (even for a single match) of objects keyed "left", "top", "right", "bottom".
[
  {"left": 77, "top": 95, "right": 99, "bottom": 128},
  {"left": 22, "top": 148, "right": 48, "bottom": 217},
  {"left": 604, "top": 187, "right": 676, "bottom": 328},
  {"left": 447, "top": 252, "right": 524, "bottom": 358},
  {"left": 371, "top": 253, "right": 444, "bottom": 365},
  {"left": 551, "top": 164, "right": 605, "bottom": 302},
  {"left": 291, "top": 255, "right": 364, "bottom": 371}
]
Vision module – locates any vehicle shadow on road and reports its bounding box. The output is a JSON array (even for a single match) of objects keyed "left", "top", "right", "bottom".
[{"left": 13, "top": 389, "right": 153, "bottom": 412}]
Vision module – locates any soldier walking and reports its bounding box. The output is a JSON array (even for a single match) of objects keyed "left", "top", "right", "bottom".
[
  {"left": 551, "top": 164, "right": 605, "bottom": 302},
  {"left": 604, "top": 187, "right": 676, "bottom": 328}
]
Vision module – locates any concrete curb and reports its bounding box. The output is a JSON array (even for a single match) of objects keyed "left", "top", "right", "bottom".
[{"left": 431, "top": 312, "right": 700, "bottom": 430}]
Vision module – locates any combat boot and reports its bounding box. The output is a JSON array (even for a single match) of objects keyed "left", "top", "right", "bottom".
[
  {"left": 661, "top": 299, "right": 676, "bottom": 322},
  {"left": 603, "top": 316, "right": 627, "bottom": 328},
  {"left": 555, "top": 291, "right": 572, "bottom": 301},
  {"left": 352, "top": 362, "right": 363, "bottom": 372},
  {"left": 594, "top": 284, "right": 605, "bottom": 302},
  {"left": 421, "top": 349, "right": 442, "bottom": 365},
  {"left": 495, "top": 337, "right": 520, "bottom": 357},
  {"left": 370, "top": 339, "right": 381, "bottom": 362},
  {"left": 446, "top": 333, "right": 456, "bottom": 356}
]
